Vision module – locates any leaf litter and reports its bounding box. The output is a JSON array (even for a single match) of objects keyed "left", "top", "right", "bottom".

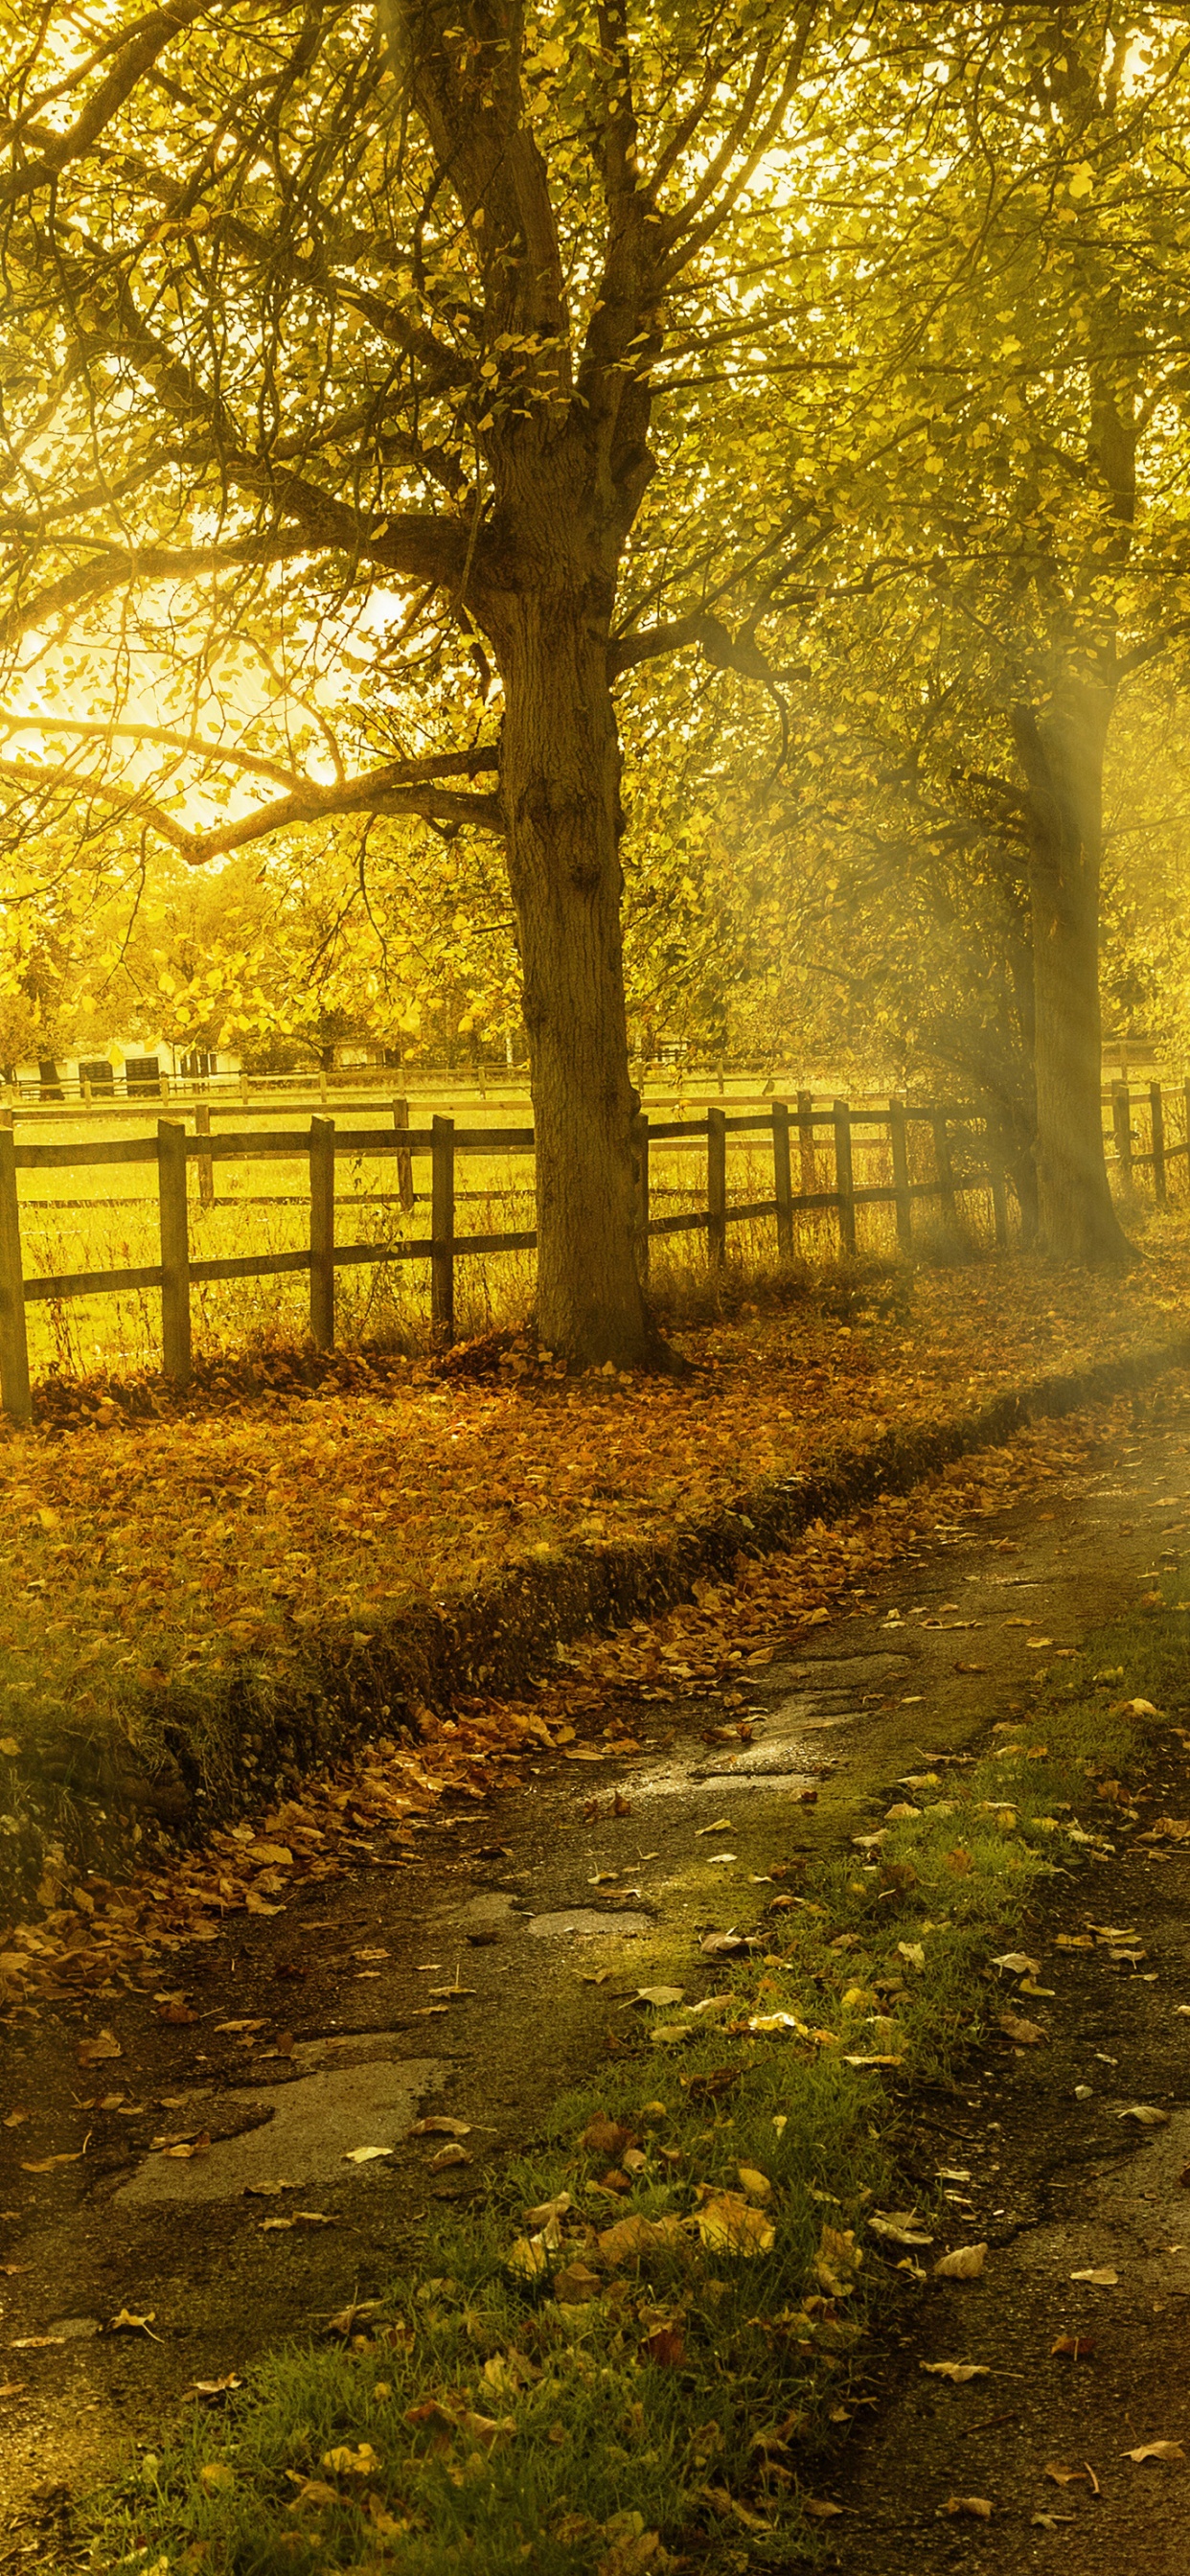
[{"left": 0, "top": 1381, "right": 1141, "bottom": 2013}]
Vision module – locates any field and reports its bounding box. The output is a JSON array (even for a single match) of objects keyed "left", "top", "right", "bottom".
[{"left": 7, "top": 1076, "right": 1011, "bottom": 1378}]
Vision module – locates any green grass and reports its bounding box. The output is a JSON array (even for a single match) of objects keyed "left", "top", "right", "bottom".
[{"left": 71, "top": 1589, "right": 1189, "bottom": 2576}]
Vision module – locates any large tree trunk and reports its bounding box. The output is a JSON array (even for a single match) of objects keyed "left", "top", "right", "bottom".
[
  {"left": 1012, "top": 679, "right": 1132, "bottom": 1265},
  {"left": 492, "top": 588, "right": 657, "bottom": 1368}
]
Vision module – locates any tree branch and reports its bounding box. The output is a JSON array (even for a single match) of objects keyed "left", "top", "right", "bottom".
[
  {"left": 0, "top": 744, "right": 503, "bottom": 862},
  {"left": 0, "top": 1, "right": 215, "bottom": 211}
]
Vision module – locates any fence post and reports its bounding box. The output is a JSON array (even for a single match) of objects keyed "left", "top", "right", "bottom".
[
  {"left": 888, "top": 1097, "right": 912, "bottom": 1254},
  {"left": 157, "top": 1119, "right": 192, "bottom": 1383},
  {"left": 833, "top": 1099, "right": 857, "bottom": 1256},
  {"left": 632, "top": 1111, "right": 651, "bottom": 1280},
  {"left": 1112, "top": 1082, "right": 1133, "bottom": 1188},
  {"left": 707, "top": 1104, "right": 727, "bottom": 1268},
  {"left": 0, "top": 1111, "right": 31, "bottom": 1426},
  {"left": 195, "top": 1100, "right": 214, "bottom": 1208},
  {"left": 81, "top": 1076, "right": 92, "bottom": 1106},
  {"left": 1150, "top": 1081, "right": 1167, "bottom": 1206},
  {"left": 240, "top": 1067, "right": 250, "bottom": 1107},
  {"left": 1184, "top": 1078, "right": 1190, "bottom": 1189},
  {"left": 309, "top": 1116, "right": 335, "bottom": 1349},
  {"left": 772, "top": 1100, "right": 793, "bottom": 1258},
  {"left": 932, "top": 1108, "right": 957, "bottom": 1233},
  {"left": 431, "top": 1114, "right": 455, "bottom": 1342},
  {"left": 796, "top": 1090, "right": 815, "bottom": 1200},
  {"left": 394, "top": 1094, "right": 415, "bottom": 1214},
  {"left": 986, "top": 1113, "right": 1010, "bottom": 1249}
]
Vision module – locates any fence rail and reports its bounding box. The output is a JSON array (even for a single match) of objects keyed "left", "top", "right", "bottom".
[{"left": 0, "top": 1077, "right": 1182, "bottom": 1423}]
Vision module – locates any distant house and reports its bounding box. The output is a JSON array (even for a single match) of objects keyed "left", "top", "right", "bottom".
[{"left": 10, "top": 1035, "right": 241, "bottom": 1101}]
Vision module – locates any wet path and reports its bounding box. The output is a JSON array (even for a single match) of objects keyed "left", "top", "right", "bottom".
[{"left": 2, "top": 1382, "right": 1188, "bottom": 2539}]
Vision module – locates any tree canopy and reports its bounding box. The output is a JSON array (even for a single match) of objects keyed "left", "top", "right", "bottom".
[{"left": 4, "top": 5, "right": 1190, "bottom": 1342}]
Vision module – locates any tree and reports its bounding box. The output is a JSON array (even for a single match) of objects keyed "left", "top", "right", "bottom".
[
  {"left": 819, "top": 5, "right": 1190, "bottom": 1262},
  {"left": 0, "top": 0, "right": 880, "bottom": 1363}
]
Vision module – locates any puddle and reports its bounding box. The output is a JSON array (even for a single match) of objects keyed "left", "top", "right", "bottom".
[
  {"left": 690, "top": 1747, "right": 826, "bottom": 1782},
  {"left": 786, "top": 1654, "right": 913, "bottom": 1684},
  {"left": 761, "top": 1699, "right": 863, "bottom": 1736},
  {"left": 526, "top": 1909, "right": 652, "bottom": 1942},
  {"left": 113, "top": 2054, "right": 445, "bottom": 2206}
]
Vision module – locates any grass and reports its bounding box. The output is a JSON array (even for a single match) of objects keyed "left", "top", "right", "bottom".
[{"left": 72, "top": 1588, "right": 1190, "bottom": 2576}]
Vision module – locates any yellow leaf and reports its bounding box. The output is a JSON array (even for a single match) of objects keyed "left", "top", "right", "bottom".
[{"left": 694, "top": 2193, "right": 774, "bottom": 2257}]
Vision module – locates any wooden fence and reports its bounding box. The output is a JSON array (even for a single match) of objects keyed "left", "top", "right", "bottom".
[{"left": 0, "top": 1077, "right": 1181, "bottom": 1424}]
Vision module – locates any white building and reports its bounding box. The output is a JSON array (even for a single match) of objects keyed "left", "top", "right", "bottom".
[{"left": 10, "top": 1035, "right": 241, "bottom": 1100}]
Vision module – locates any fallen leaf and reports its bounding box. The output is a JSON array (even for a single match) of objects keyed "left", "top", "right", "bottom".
[
  {"left": 198, "top": 2463, "right": 235, "bottom": 2495},
  {"left": 1045, "top": 2462, "right": 1096, "bottom": 2489},
  {"left": 802, "top": 2498, "right": 844, "bottom": 2519},
  {"left": 1070, "top": 2267, "right": 1118, "bottom": 2287},
  {"left": 507, "top": 2235, "right": 552, "bottom": 2279},
  {"left": 1051, "top": 2335, "right": 1096, "bottom": 2359},
  {"left": 106, "top": 2309, "right": 159, "bottom": 2337},
  {"left": 1123, "top": 2441, "right": 1185, "bottom": 2464},
  {"left": 428, "top": 2143, "right": 471, "bottom": 2172},
  {"left": 737, "top": 2165, "right": 771, "bottom": 2201},
  {"left": 634, "top": 1987, "right": 686, "bottom": 2009},
  {"left": 322, "top": 2443, "right": 378, "bottom": 2476},
  {"left": 343, "top": 2146, "right": 392, "bottom": 2163},
  {"left": 940, "top": 2496, "right": 993, "bottom": 2518},
  {"left": 694, "top": 2192, "right": 775, "bottom": 2256},
  {"left": 77, "top": 2031, "right": 123, "bottom": 2068},
  {"left": 598, "top": 2214, "right": 686, "bottom": 2265},
  {"left": 524, "top": 2191, "right": 572, "bottom": 2228},
  {"left": 1117, "top": 2105, "right": 1170, "bottom": 2127},
  {"left": 921, "top": 2362, "right": 990, "bottom": 2383},
  {"left": 934, "top": 2243, "right": 987, "bottom": 2281},
  {"left": 993, "top": 1952, "right": 1041, "bottom": 1976},
  {"left": 642, "top": 2325, "right": 685, "bottom": 2367},
  {"left": 997, "top": 2012, "right": 1047, "bottom": 2045},
  {"left": 458, "top": 2410, "right": 515, "bottom": 2448},
  {"left": 410, "top": 2116, "right": 471, "bottom": 2138},
  {"left": 553, "top": 2262, "right": 603, "bottom": 2305},
  {"left": 872, "top": 2212, "right": 934, "bottom": 2247},
  {"left": 581, "top": 2114, "right": 634, "bottom": 2158},
  {"left": 286, "top": 2476, "right": 338, "bottom": 2508}
]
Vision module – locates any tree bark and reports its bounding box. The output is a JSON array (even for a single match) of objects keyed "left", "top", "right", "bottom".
[
  {"left": 490, "top": 580, "right": 656, "bottom": 1368},
  {"left": 1012, "top": 679, "right": 1132, "bottom": 1265}
]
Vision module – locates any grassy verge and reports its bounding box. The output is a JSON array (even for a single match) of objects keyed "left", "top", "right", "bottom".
[{"left": 76, "top": 1593, "right": 1190, "bottom": 2576}]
